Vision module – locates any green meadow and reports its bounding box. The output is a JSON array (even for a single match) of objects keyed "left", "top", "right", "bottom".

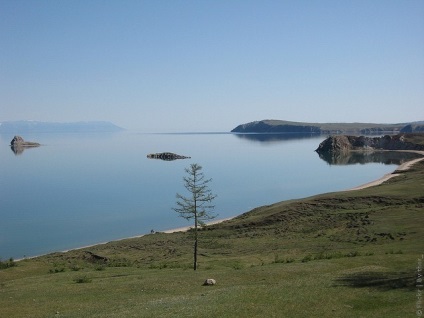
[{"left": 1, "top": 142, "right": 423, "bottom": 317}]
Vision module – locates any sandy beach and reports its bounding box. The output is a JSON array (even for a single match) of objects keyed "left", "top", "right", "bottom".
[
  {"left": 162, "top": 217, "right": 235, "bottom": 234},
  {"left": 347, "top": 151, "right": 424, "bottom": 191}
]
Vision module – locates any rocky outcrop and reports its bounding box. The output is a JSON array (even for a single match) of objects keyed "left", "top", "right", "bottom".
[
  {"left": 316, "top": 134, "right": 424, "bottom": 154},
  {"left": 83, "top": 251, "right": 109, "bottom": 264},
  {"left": 147, "top": 152, "right": 191, "bottom": 161},
  {"left": 10, "top": 136, "right": 40, "bottom": 155},
  {"left": 315, "top": 135, "right": 355, "bottom": 153}
]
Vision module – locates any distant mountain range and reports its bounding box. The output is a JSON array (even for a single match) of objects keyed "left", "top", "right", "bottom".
[
  {"left": 231, "top": 119, "right": 424, "bottom": 134},
  {"left": 0, "top": 121, "right": 124, "bottom": 133}
]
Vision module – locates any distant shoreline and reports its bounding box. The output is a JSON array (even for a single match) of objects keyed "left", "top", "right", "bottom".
[{"left": 16, "top": 151, "right": 424, "bottom": 262}]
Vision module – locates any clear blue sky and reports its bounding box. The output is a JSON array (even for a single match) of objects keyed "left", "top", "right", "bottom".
[{"left": 1, "top": 0, "right": 423, "bottom": 132}]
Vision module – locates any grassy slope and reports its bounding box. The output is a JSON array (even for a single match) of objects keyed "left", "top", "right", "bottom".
[
  {"left": 1, "top": 146, "right": 423, "bottom": 317},
  {"left": 255, "top": 119, "right": 406, "bottom": 131}
]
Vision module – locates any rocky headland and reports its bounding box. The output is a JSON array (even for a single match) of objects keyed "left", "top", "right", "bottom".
[
  {"left": 231, "top": 119, "right": 424, "bottom": 134},
  {"left": 315, "top": 134, "right": 424, "bottom": 154}
]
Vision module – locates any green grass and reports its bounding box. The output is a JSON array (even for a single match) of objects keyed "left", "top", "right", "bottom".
[{"left": 1, "top": 152, "right": 423, "bottom": 317}]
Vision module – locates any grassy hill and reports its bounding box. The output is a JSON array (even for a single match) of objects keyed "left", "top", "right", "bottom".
[{"left": 1, "top": 137, "right": 423, "bottom": 317}]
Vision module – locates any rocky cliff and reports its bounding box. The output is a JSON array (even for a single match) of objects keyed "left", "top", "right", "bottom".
[{"left": 315, "top": 134, "right": 424, "bottom": 154}]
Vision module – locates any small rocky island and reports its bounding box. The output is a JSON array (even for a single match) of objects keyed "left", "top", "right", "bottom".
[
  {"left": 147, "top": 152, "right": 191, "bottom": 161},
  {"left": 10, "top": 135, "right": 40, "bottom": 155}
]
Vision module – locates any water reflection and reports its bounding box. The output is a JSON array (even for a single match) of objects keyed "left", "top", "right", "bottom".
[
  {"left": 232, "top": 133, "right": 321, "bottom": 143},
  {"left": 10, "top": 143, "right": 40, "bottom": 155},
  {"left": 316, "top": 151, "right": 423, "bottom": 165},
  {"left": 10, "top": 144, "right": 25, "bottom": 155}
]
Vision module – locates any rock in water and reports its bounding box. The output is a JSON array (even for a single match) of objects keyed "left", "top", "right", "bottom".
[
  {"left": 10, "top": 135, "right": 40, "bottom": 155},
  {"left": 10, "top": 135, "right": 40, "bottom": 147},
  {"left": 11, "top": 135, "right": 24, "bottom": 145},
  {"left": 146, "top": 152, "right": 191, "bottom": 161}
]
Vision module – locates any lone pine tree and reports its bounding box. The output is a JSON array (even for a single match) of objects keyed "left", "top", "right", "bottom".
[{"left": 173, "top": 163, "right": 217, "bottom": 270}]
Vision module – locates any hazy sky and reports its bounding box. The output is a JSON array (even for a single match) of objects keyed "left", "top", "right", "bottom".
[{"left": 1, "top": 1, "right": 423, "bottom": 132}]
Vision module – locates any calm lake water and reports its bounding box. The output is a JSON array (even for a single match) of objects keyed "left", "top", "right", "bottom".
[{"left": 0, "top": 131, "right": 414, "bottom": 259}]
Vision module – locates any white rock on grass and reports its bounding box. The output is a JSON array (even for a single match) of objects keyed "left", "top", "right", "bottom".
[{"left": 203, "top": 278, "right": 216, "bottom": 286}]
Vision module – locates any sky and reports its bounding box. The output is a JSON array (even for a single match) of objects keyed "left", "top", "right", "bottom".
[{"left": 1, "top": 0, "right": 423, "bottom": 132}]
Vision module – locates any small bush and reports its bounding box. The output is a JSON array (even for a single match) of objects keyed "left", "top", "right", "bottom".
[
  {"left": 232, "top": 262, "right": 244, "bottom": 270},
  {"left": 108, "top": 258, "right": 133, "bottom": 267},
  {"left": 345, "top": 251, "right": 360, "bottom": 257},
  {"left": 73, "top": 275, "right": 92, "bottom": 284},
  {"left": 148, "top": 262, "right": 187, "bottom": 270},
  {"left": 386, "top": 249, "right": 403, "bottom": 255},
  {"left": 95, "top": 265, "right": 106, "bottom": 271},
  {"left": 301, "top": 255, "right": 313, "bottom": 263},
  {"left": 49, "top": 267, "right": 65, "bottom": 274},
  {"left": 273, "top": 254, "right": 295, "bottom": 264},
  {"left": 273, "top": 254, "right": 285, "bottom": 264},
  {"left": 70, "top": 264, "right": 82, "bottom": 271},
  {"left": 314, "top": 253, "right": 330, "bottom": 260},
  {"left": 0, "top": 258, "right": 16, "bottom": 270}
]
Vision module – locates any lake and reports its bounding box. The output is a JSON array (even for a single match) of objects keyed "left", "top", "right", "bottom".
[{"left": 0, "top": 131, "right": 416, "bottom": 260}]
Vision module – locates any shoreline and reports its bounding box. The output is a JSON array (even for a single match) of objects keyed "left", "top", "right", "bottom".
[
  {"left": 162, "top": 217, "right": 235, "bottom": 234},
  {"left": 347, "top": 151, "right": 424, "bottom": 191},
  {"left": 17, "top": 151, "right": 424, "bottom": 262},
  {"left": 16, "top": 217, "right": 235, "bottom": 262}
]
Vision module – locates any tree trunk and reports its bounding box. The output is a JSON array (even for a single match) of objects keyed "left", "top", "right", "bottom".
[
  {"left": 194, "top": 197, "right": 198, "bottom": 270},
  {"left": 194, "top": 237, "right": 198, "bottom": 271}
]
